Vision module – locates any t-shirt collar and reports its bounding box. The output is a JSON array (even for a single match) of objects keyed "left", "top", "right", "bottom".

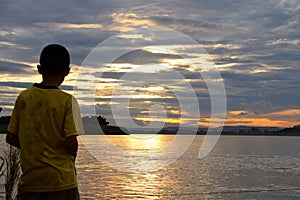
[{"left": 33, "top": 83, "right": 59, "bottom": 89}]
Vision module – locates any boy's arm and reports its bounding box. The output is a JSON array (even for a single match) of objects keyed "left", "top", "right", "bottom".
[
  {"left": 6, "top": 131, "right": 20, "bottom": 148},
  {"left": 65, "top": 135, "right": 78, "bottom": 160}
]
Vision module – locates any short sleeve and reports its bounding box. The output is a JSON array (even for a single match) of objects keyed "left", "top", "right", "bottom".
[
  {"left": 64, "top": 96, "right": 84, "bottom": 137},
  {"left": 7, "top": 96, "right": 21, "bottom": 134}
]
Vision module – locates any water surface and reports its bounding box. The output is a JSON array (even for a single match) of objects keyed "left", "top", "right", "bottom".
[{"left": 76, "top": 135, "right": 300, "bottom": 199}]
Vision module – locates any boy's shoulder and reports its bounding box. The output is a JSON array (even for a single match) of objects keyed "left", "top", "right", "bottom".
[{"left": 20, "top": 84, "right": 74, "bottom": 100}]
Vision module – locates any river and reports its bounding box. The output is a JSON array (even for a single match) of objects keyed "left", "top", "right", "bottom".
[{"left": 76, "top": 135, "right": 300, "bottom": 199}]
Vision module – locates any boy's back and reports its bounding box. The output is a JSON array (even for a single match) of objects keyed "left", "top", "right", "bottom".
[{"left": 9, "top": 83, "right": 80, "bottom": 191}]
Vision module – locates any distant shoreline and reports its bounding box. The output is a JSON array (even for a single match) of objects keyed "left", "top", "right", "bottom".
[
  {"left": 2, "top": 132, "right": 298, "bottom": 136},
  {"left": 1, "top": 115, "right": 299, "bottom": 136}
]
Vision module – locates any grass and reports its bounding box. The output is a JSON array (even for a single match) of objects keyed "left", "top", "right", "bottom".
[{"left": 0, "top": 145, "right": 20, "bottom": 200}]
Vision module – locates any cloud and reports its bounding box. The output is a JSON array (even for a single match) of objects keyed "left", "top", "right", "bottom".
[
  {"left": 1, "top": 0, "right": 300, "bottom": 127},
  {"left": 0, "top": 61, "right": 32, "bottom": 74},
  {"left": 0, "top": 81, "right": 32, "bottom": 89},
  {"left": 0, "top": 0, "right": 116, "bottom": 27},
  {"left": 225, "top": 108, "right": 300, "bottom": 127},
  {"left": 110, "top": 13, "right": 156, "bottom": 29},
  {"left": 35, "top": 23, "right": 103, "bottom": 29},
  {"left": 113, "top": 49, "right": 181, "bottom": 65},
  {"left": 149, "top": 16, "right": 221, "bottom": 31},
  {"left": 261, "top": 109, "right": 300, "bottom": 122}
]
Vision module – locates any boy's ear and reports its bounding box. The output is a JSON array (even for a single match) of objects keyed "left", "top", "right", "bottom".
[
  {"left": 37, "top": 65, "right": 43, "bottom": 74},
  {"left": 63, "top": 67, "right": 70, "bottom": 76}
]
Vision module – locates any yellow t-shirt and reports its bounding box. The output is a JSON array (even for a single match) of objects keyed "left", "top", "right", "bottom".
[{"left": 8, "top": 84, "right": 84, "bottom": 192}]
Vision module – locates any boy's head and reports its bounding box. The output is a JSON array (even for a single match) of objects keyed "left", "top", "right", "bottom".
[{"left": 38, "top": 44, "right": 70, "bottom": 75}]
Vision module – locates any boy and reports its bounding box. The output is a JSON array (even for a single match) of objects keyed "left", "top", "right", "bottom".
[{"left": 6, "top": 44, "right": 83, "bottom": 200}]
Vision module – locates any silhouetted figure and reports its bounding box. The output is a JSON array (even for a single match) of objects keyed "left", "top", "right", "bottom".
[{"left": 6, "top": 44, "right": 83, "bottom": 200}]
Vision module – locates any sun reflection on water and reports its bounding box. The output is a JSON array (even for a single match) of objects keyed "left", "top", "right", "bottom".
[{"left": 126, "top": 134, "right": 169, "bottom": 150}]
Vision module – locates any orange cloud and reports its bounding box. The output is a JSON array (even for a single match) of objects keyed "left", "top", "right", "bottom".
[
  {"left": 224, "top": 117, "right": 294, "bottom": 127},
  {"left": 225, "top": 109, "right": 300, "bottom": 127}
]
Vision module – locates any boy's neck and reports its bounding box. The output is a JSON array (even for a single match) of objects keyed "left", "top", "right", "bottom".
[{"left": 40, "top": 75, "right": 64, "bottom": 87}]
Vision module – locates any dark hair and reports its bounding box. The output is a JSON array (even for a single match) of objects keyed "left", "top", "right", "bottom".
[{"left": 39, "top": 44, "right": 70, "bottom": 75}]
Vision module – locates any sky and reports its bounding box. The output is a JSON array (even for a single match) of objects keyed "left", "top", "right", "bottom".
[{"left": 0, "top": 0, "right": 300, "bottom": 128}]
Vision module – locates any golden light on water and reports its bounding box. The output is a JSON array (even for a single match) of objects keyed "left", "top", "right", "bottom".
[
  {"left": 105, "top": 135, "right": 175, "bottom": 153},
  {"left": 128, "top": 134, "right": 164, "bottom": 149}
]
